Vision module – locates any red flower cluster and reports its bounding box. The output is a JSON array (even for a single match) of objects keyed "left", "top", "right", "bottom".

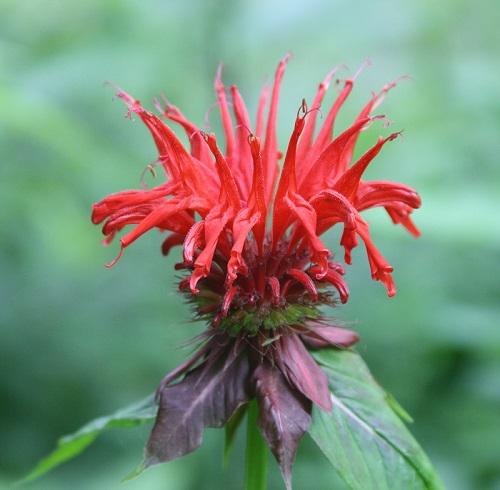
[
  {"left": 92, "top": 55, "right": 419, "bottom": 310},
  {"left": 91, "top": 56, "right": 421, "bottom": 489}
]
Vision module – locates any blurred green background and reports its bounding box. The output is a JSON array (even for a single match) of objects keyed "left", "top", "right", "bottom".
[{"left": 1, "top": 0, "right": 499, "bottom": 489}]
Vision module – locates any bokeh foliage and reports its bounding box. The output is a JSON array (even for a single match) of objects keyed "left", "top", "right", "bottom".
[{"left": 1, "top": 0, "right": 499, "bottom": 489}]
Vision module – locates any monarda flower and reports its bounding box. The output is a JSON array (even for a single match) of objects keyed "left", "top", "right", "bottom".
[{"left": 91, "top": 56, "right": 421, "bottom": 489}]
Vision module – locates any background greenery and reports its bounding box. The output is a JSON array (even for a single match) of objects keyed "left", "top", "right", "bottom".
[{"left": 1, "top": 0, "right": 499, "bottom": 489}]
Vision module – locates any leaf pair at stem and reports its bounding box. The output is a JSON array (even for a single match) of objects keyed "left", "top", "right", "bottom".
[{"left": 20, "top": 348, "right": 443, "bottom": 490}]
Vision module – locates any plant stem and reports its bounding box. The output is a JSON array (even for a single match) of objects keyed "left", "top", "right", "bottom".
[{"left": 244, "top": 400, "right": 268, "bottom": 490}]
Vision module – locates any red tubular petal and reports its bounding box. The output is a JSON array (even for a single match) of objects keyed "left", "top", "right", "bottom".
[
  {"left": 102, "top": 206, "right": 152, "bottom": 236},
  {"left": 356, "top": 219, "right": 396, "bottom": 296},
  {"left": 284, "top": 194, "right": 329, "bottom": 276},
  {"left": 322, "top": 269, "right": 350, "bottom": 304},
  {"left": 356, "top": 180, "right": 421, "bottom": 211},
  {"left": 183, "top": 221, "right": 205, "bottom": 263},
  {"left": 334, "top": 132, "right": 400, "bottom": 201},
  {"left": 386, "top": 207, "right": 421, "bottom": 237},
  {"left": 272, "top": 109, "right": 306, "bottom": 246},
  {"left": 299, "top": 116, "right": 374, "bottom": 196},
  {"left": 215, "top": 65, "right": 236, "bottom": 162},
  {"left": 263, "top": 54, "right": 290, "bottom": 203},
  {"left": 158, "top": 100, "right": 213, "bottom": 166},
  {"left": 286, "top": 268, "right": 318, "bottom": 301},
  {"left": 203, "top": 133, "right": 241, "bottom": 210},
  {"left": 91, "top": 182, "right": 176, "bottom": 224},
  {"left": 226, "top": 208, "right": 260, "bottom": 285},
  {"left": 296, "top": 67, "right": 338, "bottom": 164},
  {"left": 119, "top": 197, "right": 194, "bottom": 249},
  {"left": 248, "top": 135, "right": 267, "bottom": 250},
  {"left": 191, "top": 207, "right": 232, "bottom": 292},
  {"left": 310, "top": 189, "right": 357, "bottom": 234},
  {"left": 267, "top": 277, "right": 281, "bottom": 305},
  {"left": 310, "top": 265, "right": 349, "bottom": 304},
  {"left": 339, "top": 78, "right": 405, "bottom": 169},
  {"left": 308, "top": 78, "right": 354, "bottom": 160},
  {"left": 309, "top": 189, "right": 359, "bottom": 264},
  {"left": 230, "top": 85, "right": 253, "bottom": 198},
  {"left": 116, "top": 90, "right": 209, "bottom": 199}
]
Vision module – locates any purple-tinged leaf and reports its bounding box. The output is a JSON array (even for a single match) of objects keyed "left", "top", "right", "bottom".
[
  {"left": 279, "top": 334, "right": 332, "bottom": 411},
  {"left": 154, "top": 339, "right": 213, "bottom": 401},
  {"left": 145, "top": 344, "right": 250, "bottom": 466},
  {"left": 253, "top": 362, "right": 311, "bottom": 490},
  {"left": 301, "top": 322, "right": 359, "bottom": 349}
]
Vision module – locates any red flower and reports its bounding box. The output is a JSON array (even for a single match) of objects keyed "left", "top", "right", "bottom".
[{"left": 92, "top": 56, "right": 420, "bottom": 489}]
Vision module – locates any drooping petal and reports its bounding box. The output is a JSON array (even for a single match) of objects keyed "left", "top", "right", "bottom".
[
  {"left": 309, "top": 264, "right": 350, "bottom": 304},
  {"left": 284, "top": 194, "right": 330, "bottom": 275},
  {"left": 91, "top": 182, "right": 177, "bottom": 225},
  {"left": 356, "top": 219, "right": 396, "bottom": 296},
  {"left": 119, "top": 196, "right": 207, "bottom": 249},
  {"left": 226, "top": 207, "right": 261, "bottom": 285},
  {"left": 287, "top": 268, "right": 319, "bottom": 301},
  {"left": 386, "top": 206, "right": 421, "bottom": 237}
]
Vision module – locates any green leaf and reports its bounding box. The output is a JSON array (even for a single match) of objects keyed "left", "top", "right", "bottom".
[
  {"left": 19, "top": 395, "right": 157, "bottom": 484},
  {"left": 224, "top": 404, "right": 247, "bottom": 467},
  {"left": 309, "top": 349, "right": 444, "bottom": 490},
  {"left": 385, "top": 390, "right": 414, "bottom": 424}
]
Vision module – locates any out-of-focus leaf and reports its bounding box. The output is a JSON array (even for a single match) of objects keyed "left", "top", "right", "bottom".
[
  {"left": 309, "top": 349, "right": 443, "bottom": 490},
  {"left": 19, "top": 395, "right": 156, "bottom": 484}
]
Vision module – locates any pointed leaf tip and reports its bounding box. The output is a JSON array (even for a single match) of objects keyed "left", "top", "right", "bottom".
[{"left": 19, "top": 395, "right": 156, "bottom": 484}]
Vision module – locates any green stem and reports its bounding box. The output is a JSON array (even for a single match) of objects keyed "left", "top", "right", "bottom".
[{"left": 244, "top": 400, "right": 268, "bottom": 490}]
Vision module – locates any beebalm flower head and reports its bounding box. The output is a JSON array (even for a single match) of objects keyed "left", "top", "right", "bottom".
[{"left": 92, "top": 56, "right": 420, "bottom": 489}]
